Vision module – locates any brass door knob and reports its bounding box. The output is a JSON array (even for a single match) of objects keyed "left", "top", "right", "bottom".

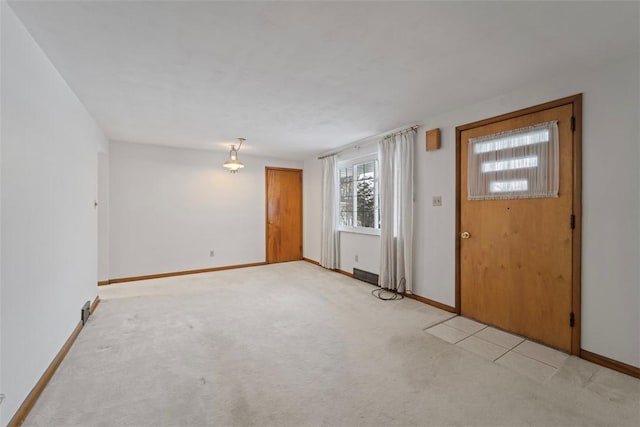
[{"left": 461, "top": 231, "right": 471, "bottom": 239}]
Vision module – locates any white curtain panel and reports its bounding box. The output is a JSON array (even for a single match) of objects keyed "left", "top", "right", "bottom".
[
  {"left": 378, "top": 130, "right": 415, "bottom": 293},
  {"left": 468, "top": 121, "right": 559, "bottom": 200},
  {"left": 320, "top": 155, "right": 340, "bottom": 269}
]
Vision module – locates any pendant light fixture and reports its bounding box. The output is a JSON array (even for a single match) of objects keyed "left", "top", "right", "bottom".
[{"left": 223, "top": 137, "right": 245, "bottom": 173}]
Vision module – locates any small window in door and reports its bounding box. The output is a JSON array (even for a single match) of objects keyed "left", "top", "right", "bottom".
[{"left": 467, "top": 121, "right": 559, "bottom": 200}]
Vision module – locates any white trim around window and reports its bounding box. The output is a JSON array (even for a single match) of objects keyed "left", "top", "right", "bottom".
[{"left": 337, "top": 152, "right": 380, "bottom": 236}]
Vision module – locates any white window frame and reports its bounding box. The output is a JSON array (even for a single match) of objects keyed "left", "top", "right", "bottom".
[{"left": 337, "top": 153, "right": 380, "bottom": 236}]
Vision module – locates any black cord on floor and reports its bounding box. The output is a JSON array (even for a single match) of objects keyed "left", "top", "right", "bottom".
[
  {"left": 371, "top": 278, "right": 405, "bottom": 300},
  {"left": 371, "top": 287, "right": 404, "bottom": 300}
]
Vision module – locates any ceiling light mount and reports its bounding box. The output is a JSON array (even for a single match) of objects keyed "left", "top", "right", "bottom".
[{"left": 223, "top": 137, "right": 245, "bottom": 173}]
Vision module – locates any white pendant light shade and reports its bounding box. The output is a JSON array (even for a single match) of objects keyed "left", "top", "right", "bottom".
[{"left": 223, "top": 138, "right": 246, "bottom": 173}]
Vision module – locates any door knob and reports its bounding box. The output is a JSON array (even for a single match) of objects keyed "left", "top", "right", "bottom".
[{"left": 461, "top": 231, "right": 471, "bottom": 239}]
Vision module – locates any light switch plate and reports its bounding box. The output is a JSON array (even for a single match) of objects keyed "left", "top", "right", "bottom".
[{"left": 432, "top": 196, "right": 442, "bottom": 207}]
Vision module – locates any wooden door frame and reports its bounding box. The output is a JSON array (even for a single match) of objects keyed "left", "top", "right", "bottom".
[
  {"left": 455, "top": 94, "right": 582, "bottom": 355},
  {"left": 265, "top": 167, "right": 304, "bottom": 263}
]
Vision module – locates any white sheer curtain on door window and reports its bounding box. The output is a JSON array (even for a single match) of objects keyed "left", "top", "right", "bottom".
[
  {"left": 468, "top": 121, "right": 559, "bottom": 200},
  {"left": 320, "top": 155, "right": 340, "bottom": 269},
  {"left": 378, "top": 129, "right": 415, "bottom": 293}
]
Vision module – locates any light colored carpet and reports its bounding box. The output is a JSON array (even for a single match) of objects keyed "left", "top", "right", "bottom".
[{"left": 24, "top": 261, "right": 640, "bottom": 426}]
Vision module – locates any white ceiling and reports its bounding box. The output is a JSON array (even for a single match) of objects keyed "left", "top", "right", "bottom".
[{"left": 8, "top": 1, "right": 639, "bottom": 159}]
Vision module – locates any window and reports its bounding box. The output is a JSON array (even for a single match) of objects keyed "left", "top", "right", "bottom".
[
  {"left": 467, "top": 121, "right": 559, "bottom": 200},
  {"left": 339, "top": 158, "right": 379, "bottom": 230}
]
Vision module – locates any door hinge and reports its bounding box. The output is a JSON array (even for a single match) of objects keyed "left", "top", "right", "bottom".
[
  {"left": 570, "top": 116, "right": 576, "bottom": 132},
  {"left": 569, "top": 312, "right": 575, "bottom": 327},
  {"left": 570, "top": 214, "right": 575, "bottom": 229}
]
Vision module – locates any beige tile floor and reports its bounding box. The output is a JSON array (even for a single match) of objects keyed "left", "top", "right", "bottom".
[{"left": 425, "top": 316, "right": 572, "bottom": 383}]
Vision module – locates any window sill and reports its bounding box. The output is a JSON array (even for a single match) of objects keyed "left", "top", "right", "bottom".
[{"left": 339, "top": 227, "right": 381, "bottom": 237}]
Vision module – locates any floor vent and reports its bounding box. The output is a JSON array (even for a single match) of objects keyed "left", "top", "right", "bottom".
[
  {"left": 81, "top": 301, "right": 91, "bottom": 325},
  {"left": 353, "top": 268, "right": 379, "bottom": 286}
]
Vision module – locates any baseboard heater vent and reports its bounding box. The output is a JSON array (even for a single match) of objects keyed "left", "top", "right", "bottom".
[
  {"left": 353, "top": 268, "right": 379, "bottom": 286},
  {"left": 81, "top": 301, "right": 91, "bottom": 325}
]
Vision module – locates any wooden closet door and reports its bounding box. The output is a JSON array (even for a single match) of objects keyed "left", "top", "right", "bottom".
[{"left": 266, "top": 168, "right": 303, "bottom": 263}]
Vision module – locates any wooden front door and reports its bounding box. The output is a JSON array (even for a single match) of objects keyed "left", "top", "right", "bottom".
[
  {"left": 458, "top": 96, "right": 581, "bottom": 353},
  {"left": 266, "top": 167, "right": 303, "bottom": 263}
]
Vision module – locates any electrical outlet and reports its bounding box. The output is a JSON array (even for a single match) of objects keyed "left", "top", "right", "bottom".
[
  {"left": 432, "top": 196, "right": 442, "bottom": 207},
  {"left": 355, "top": 255, "right": 359, "bottom": 262},
  {"left": 209, "top": 250, "right": 215, "bottom": 257}
]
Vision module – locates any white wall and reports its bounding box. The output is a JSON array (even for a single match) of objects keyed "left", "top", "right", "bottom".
[
  {"left": 0, "top": 4, "right": 4, "bottom": 421},
  {"left": 339, "top": 232, "right": 380, "bottom": 275},
  {"left": 303, "top": 55, "right": 640, "bottom": 367},
  {"left": 97, "top": 151, "right": 109, "bottom": 282},
  {"left": 302, "top": 158, "right": 321, "bottom": 263},
  {"left": 415, "top": 56, "right": 640, "bottom": 368},
  {"left": 109, "top": 142, "right": 302, "bottom": 279},
  {"left": 0, "top": 4, "right": 108, "bottom": 424},
  {"left": 575, "top": 57, "right": 639, "bottom": 367}
]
